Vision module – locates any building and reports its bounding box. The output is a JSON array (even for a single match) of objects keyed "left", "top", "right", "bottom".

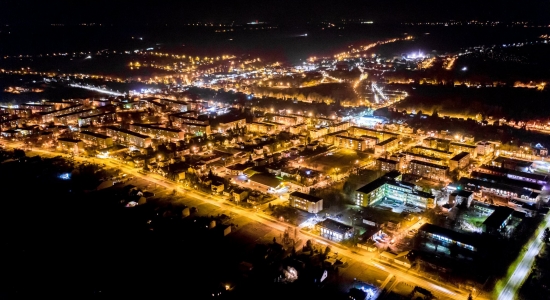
[
  {"left": 449, "top": 190, "right": 474, "bottom": 207},
  {"left": 492, "top": 157, "right": 532, "bottom": 172},
  {"left": 288, "top": 191, "right": 323, "bottom": 213},
  {"left": 55, "top": 109, "right": 98, "bottom": 125},
  {"left": 156, "top": 98, "right": 189, "bottom": 112},
  {"left": 374, "top": 137, "right": 399, "bottom": 156},
  {"left": 309, "top": 127, "right": 329, "bottom": 140},
  {"left": 20, "top": 103, "right": 54, "bottom": 113},
  {"left": 316, "top": 219, "right": 353, "bottom": 241},
  {"left": 410, "top": 145, "right": 454, "bottom": 159},
  {"left": 408, "top": 160, "right": 449, "bottom": 180},
  {"left": 332, "top": 135, "right": 369, "bottom": 151},
  {"left": 418, "top": 223, "right": 479, "bottom": 252},
  {"left": 328, "top": 121, "right": 350, "bottom": 133},
  {"left": 477, "top": 165, "right": 549, "bottom": 185},
  {"left": 105, "top": 126, "right": 152, "bottom": 148},
  {"left": 403, "top": 151, "right": 445, "bottom": 165},
  {"left": 246, "top": 122, "right": 275, "bottom": 134},
  {"left": 248, "top": 173, "right": 284, "bottom": 193},
  {"left": 449, "top": 152, "right": 470, "bottom": 171},
  {"left": 232, "top": 188, "right": 249, "bottom": 202},
  {"left": 211, "top": 182, "right": 224, "bottom": 194},
  {"left": 455, "top": 177, "right": 540, "bottom": 204},
  {"left": 57, "top": 138, "right": 84, "bottom": 153},
  {"left": 355, "top": 171, "right": 434, "bottom": 209},
  {"left": 376, "top": 157, "right": 399, "bottom": 172},
  {"left": 79, "top": 131, "right": 113, "bottom": 148},
  {"left": 78, "top": 112, "right": 116, "bottom": 126},
  {"left": 476, "top": 141, "right": 495, "bottom": 157},
  {"left": 350, "top": 126, "right": 398, "bottom": 141},
  {"left": 422, "top": 137, "right": 451, "bottom": 151},
  {"left": 39, "top": 105, "right": 83, "bottom": 123},
  {"left": 482, "top": 206, "right": 514, "bottom": 234},
  {"left": 266, "top": 113, "right": 300, "bottom": 126},
  {"left": 180, "top": 122, "right": 211, "bottom": 136},
  {"left": 214, "top": 116, "right": 246, "bottom": 133},
  {"left": 129, "top": 123, "right": 184, "bottom": 140},
  {"left": 449, "top": 142, "right": 477, "bottom": 158},
  {"left": 470, "top": 171, "right": 543, "bottom": 192}
]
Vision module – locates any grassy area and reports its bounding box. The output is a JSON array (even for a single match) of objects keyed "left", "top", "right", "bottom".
[
  {"left": 307, "top": 148, "right": 370, "bottom": 173},
  {"left": 462, "top": 214, "right": 488, "bottom": 227}
]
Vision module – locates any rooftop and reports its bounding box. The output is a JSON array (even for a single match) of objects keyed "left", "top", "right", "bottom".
[
  {"left": 483, "top": 206, "right": 514, "bottom": 228},
  {"left": 316, "top": 219, "right": 353, "bottom": 234},
  {"left": 249, "top": 173, "right": 282, "bottom": 188},
  {"left": 289, "top": 191, "right": 322, "bottom": 203},
  {"left": 80, "top": 131, "right": 110, "bottom": 139},
  {"left": 377, "top": 136, "right": 399, "bottom": 146},
  {"left": 105, "top": 126, "right": 150, "bottom": 139},
  {"left": 419, "top": 223, "right": 480, "bottom": 250},
  {"left": 470, "top": 171, "right": 543, "bottom": 191},
  {"left": 410, "top": 160, "right": 449, "bottom": 170},
  {"left": 450, "top": 151, "right": 470, "bottom": 161}
]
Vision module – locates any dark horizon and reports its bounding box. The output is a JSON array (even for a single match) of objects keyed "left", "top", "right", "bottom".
[{"left": 1, "top": 0, "right": 549, "bottom": 25}]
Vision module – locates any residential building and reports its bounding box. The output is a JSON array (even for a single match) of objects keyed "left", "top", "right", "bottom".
[
  {"left": 247, "top": 122, "right": 275, "bottom": 134},
  {"left": 129, "top": 123, "right": 184, "bottom": 140},
  {"left": 449, "top": 142, "right": 477, "bottom": 158},
  {"left": 105, "top": 126, "right": 152, "bottom": 148},
  {"left": 409, "top": 160, "right": 449, "bottom": 180},
  {"left": 20, "top": 103, "right": 54, "bottom": 113},
  {"left": 57, "top": 138, "right": 84, "bottom": 153},
  {"left": 39, "top": 105, "right": 83, "bottom": 123},
  {"left": 422, "top": 137, "right": 451, "bottom": 151},
  {"left": 289, "top": 191, "right": 323, "bottom": 213},
  {"left": 476, "top": 141, "right": 495, "bottom": 157},
  {"left": 180, "top": 122, "right": 211, "bottom": 136},
  {"left": 449, "top": 152, "right": 470, "bottom": 171},
  {"left": 55, "top": 109, "right": 98, "bottom": 125},
  {"left": 79, "top": 131, "right": 113, "bottom": 148},
  {"left": 376, "top": 157, "right": 399, "bottom": 172},
  {"left": 78, "top": 112, "right": 116, "bottom": 126},
  {"left": 374, "top": 137, "right": 399, "bottom": 156},
  {"left": 349, "top": 126, "right": 398, "bottom": 141},
  {"left": 403, "top": 151, "right": 445, "bottom": 165}
]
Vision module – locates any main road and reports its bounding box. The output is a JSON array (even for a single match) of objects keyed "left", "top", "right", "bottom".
[
  {"left": 497, "top": 213, "right": 550, "bottom": 300},
  {"left": 6, "top": 143, "right": 478, "bottom": 299}
]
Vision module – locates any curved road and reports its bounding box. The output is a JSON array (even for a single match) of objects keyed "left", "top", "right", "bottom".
[{"left": 8, "top": 143, "right": 477, "bottom": 299}]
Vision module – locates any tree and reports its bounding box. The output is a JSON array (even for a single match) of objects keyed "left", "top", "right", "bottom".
[{"left": 543, "top": 228, "right": 550, "bottom": 243}]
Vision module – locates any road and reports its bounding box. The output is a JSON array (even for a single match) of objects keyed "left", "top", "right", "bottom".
[
  {"left": 497, "top": 213, "right": 550, "bottom": 300},
  {"left": 5, "top": 142, "right": 477, "bottom": 299}
]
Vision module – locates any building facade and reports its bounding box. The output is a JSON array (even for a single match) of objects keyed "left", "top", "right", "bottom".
[{"left": 288, "top": 191, "right": 323, "bottom": 213}]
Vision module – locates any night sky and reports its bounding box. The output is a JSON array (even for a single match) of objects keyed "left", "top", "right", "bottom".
[{"left": 1, "top": 0, "right": 549, "bottom": 25}]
